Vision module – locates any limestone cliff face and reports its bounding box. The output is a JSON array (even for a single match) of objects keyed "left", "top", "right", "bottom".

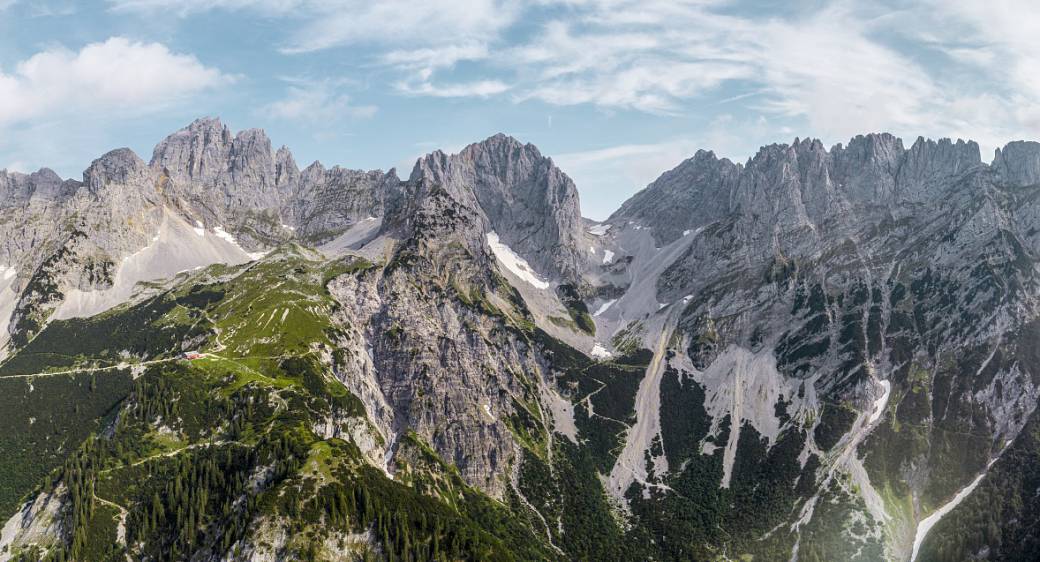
[
  {"left": 0, "top": 118, "right": 402, "bottom": 351},
  {"left": 597, "top": 134, "right": 1040, "bottom": 559},
  {"left": 395, "top": 134, "right": 585, "bottom": 284},
  {"left": 10, "top": 122, "right": 1040, "bottom": 560}
]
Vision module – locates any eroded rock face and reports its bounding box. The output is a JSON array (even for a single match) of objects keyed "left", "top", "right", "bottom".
[
  {"left": 0, "top": 118, "right": 406, "bottom": 348},
  {"left": 993, "top": 140, "right": 1040, "bottom": 188},
  {"left": 329, "top": 263, "right": 550, "bottom": 498},
  {"left": 290, "top": 163, "right": 402, "bottom": 243},
  {"left": 596, "top": 134, "right": 1040, "bottom": 559},
  {"left": 610, "top": 150, "right": 740, "bottom": 247},
  {"left": 10, "top": 122, "right": 1040, "bottom": 560},
  {"left": 399, "top": 134, "right": 585, "bottom": 284}
]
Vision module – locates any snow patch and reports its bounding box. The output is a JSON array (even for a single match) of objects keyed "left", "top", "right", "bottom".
[
  {"left": 54, "top": 210, "right": 257, "bottom": 319},
  {"left": 482, "top": 404, "right": 495, "bottom": 421},
  {"left": 486, "top": 231, "right": 550, "bottom": 290},
  {"left": 590, "top": 343, "right": 612, "bottom": 359},
  {"left": 868, "top": 380, "right": 891, "bottom": 424},
  {"left": 213, "top": 226, "right": 266, "bottom": 261},
  {"left": 212, "top": 225, "right": 236, "bottom": 244},
  {"left": 603, "top": 250, "right": 615, "bottom": 264},
  {"left": 193, "top": 220, "right": 205, "bottom": 237},
  {"left": 587, "top": 224, "right": 611, "bottom": 236},
  {"left": 593, "top": 299, "right": 617, "bottom": 317},
  {"left": 910, "top": 456, "right": 1001, "bottom": 562}
]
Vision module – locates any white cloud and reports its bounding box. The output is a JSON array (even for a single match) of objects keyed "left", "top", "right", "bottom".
[
  {"left": 262, "top": 80, "right": 377, "bottom": 121},
  {"left": 109, "top": 0, "right": 521, "bottom": 54},
  {"left": 108, "top": 0, "right": 302, "bottom": 16},
  {"left": 281, "top": 1, "right": 519, "bottom": 54},
  {"left": 381, "top": 43, "right": 490, "bottom": 71},
  {"left": 749, "top": 5, "right": 941, "bottom": 140},
  {"left": 100, "top": 0, "right": 1040, "bottom": 152},
  {"left": 110, "top": 0, "right": 520, "bottom": 101},
  {"left": 396, "top": 78, "right": 510, "bottom": 98},
  {"left": 0, "top": 37, "right": 233, "bottom": 127},
  {"left": 99, "top": 0, "right": 1040, "bottom": 172},
  {"left": 26, "top": 1, "right": 77, "bottom": 17},
  {"left": 508, "top": 3, "right": 756, "bottom": 113}
]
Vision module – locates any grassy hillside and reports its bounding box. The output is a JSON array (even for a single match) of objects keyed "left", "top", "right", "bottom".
[{"left": 0, "top": 246, "right": 556, "bottom": 561}]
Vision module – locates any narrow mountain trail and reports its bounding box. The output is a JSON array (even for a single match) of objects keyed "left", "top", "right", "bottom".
[
  {"left": 509, "top": 449, "right": 567, "bottom": 558},
  {"left": 0, "top": 347, "right": 316, "bottom": 382},
  {"left": 91, "top": 490, "right": 132, "bottom": 561},
  {"left": 99, "top": 440, "right": 241, "bottom": 475},
  {"left": 0, "top": 357, "right": 179, "bottom": 380}
]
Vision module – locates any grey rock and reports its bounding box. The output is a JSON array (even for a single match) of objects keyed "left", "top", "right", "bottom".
[
  {"left": 398, "top": 134, "right": 585, "bottom": 284},
  {"left": 993, "top": 140, "right": 1040, "bottom": 187}
]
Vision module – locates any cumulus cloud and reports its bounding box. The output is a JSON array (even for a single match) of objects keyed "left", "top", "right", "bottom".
[{"left": 0, "top": 37, "right": 233, "bottom": 127}]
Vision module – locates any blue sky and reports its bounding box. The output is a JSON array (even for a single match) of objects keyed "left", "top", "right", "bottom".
[{"left": 1, "top": 0, "right": 1037, "bottom": 218}]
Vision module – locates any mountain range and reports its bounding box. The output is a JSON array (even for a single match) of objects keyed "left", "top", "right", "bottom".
[{"left": 1, "top": 118, "right": 1039, "bottom": 561}]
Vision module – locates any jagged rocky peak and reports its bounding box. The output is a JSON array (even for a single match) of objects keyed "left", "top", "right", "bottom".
[
  {"left": 994, "top": 140, "right": 1040, "bottom": 187},
  {"left": 610, "top": 149, "right": 741, "bottom": 245},
  {"left": 0, "top": 167, "right": 74, "bottom": 204},
  {"left": 896, "top": 136, "right": 982, "bottom": 199},
  {"left": 83, "top": 148, "right": 151, "bottom": 193},
  {"left": 149, "top": 116, "right": 235, "bottom": 181},
  {"left": 274, "top": 145, "right": 300, "bottom": 187},
  {"left": 614, "top": 133, "right": 990, "bottom": 246},
  {"left": 227, "top": 127, "right": 279, "bottom": 190},
  {"left": 149, "top": 117, "right": 286, "bottom": 194},
  {"left": 290, "top": 162, "right": 403, "bottom": 242},
  {"left": 829, "top": 132, "right": 904, "bottom": 202},
  {"left": 403, "top": 133, "right": 585, "bottom": 283}
]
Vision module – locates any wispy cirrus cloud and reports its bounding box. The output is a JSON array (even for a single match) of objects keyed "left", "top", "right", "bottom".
[
  {"left": 107, "top": 0, "right": 521, "bottom": 55},
  {"left": 56, "top": 0, "right": 1040, "bottom": 213},
  {"left": 108, "top": 0, "right": 303, "bottom": 17},
  {"left": 279, "top": 0, "right": 519, "bottom": 55},
  {"left": 395, "top": 77, "right": 510, "bottom": 99},
  {"left": 262, "top": 79, "right": 377, "bottom": 122},
  {"left": 101, "top": 0, "right": 1040, "bottom": 150}
]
